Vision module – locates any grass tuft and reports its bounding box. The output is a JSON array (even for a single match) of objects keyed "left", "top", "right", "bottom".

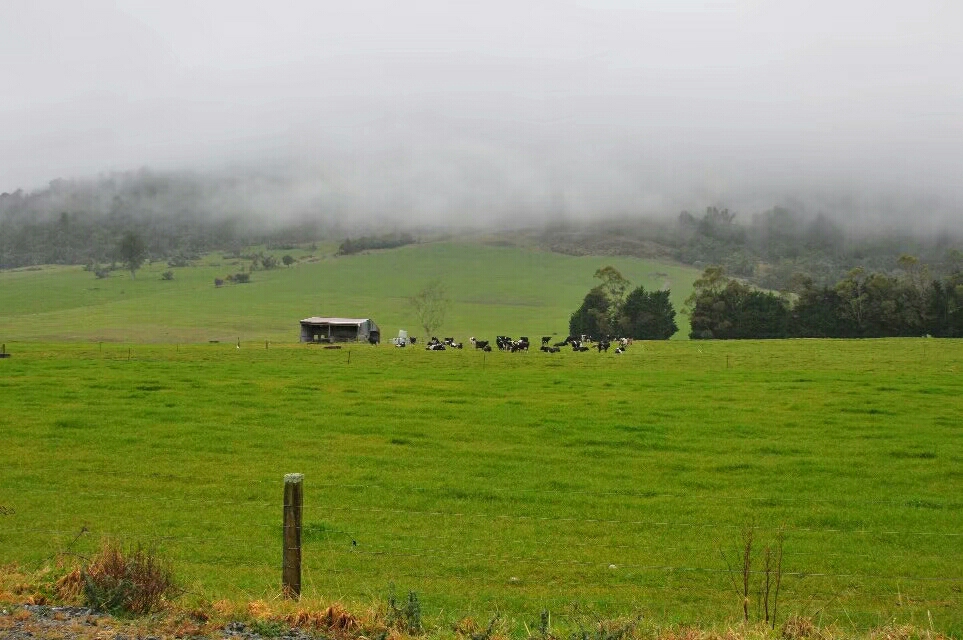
[
  {"left": 54, "top": 568, "right": 84, "bottom": 603},
  {"left": 82, "top": 539, "right": 174, "bottom": 614}
]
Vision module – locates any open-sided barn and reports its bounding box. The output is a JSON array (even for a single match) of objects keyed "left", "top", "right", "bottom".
[{"left": 299, "top": 317, "right": 381, "bottom": 344}]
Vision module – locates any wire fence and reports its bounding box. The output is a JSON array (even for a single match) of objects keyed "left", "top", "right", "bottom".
[{"left": 1, "top": 477, "right": 960, "bottom": 631}]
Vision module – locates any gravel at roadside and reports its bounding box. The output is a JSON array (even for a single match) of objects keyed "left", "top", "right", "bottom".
[{"left": 0, "top": 605, "right": 321, "bottom": 640}]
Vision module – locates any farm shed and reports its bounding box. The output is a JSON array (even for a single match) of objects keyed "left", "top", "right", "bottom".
[{"left": 300, "top": 317, "right": 381, "bottom": 344}]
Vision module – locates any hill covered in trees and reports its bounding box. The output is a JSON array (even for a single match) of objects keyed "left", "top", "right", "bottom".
[
  {"left": 4, "top": 169, "right": 961, "bottom": 298},
  {"left": 536, "top": 206, "right": 963, "bottom": 292},
  {"left": 0, "top": 170, "right": 329, "bottom": 269}
]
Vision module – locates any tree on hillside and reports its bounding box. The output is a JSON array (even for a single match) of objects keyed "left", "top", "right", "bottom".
[
  {"left": 618, "top": 287, "right": 678, "bottom": 339},
  {"left": 686, "top": 267, "right": 789, "bottom": 339},
  {"left": 570, "top": 266, "right": 677, "bottom": 339},
  {"left": 569, "top": 286, "right": 611, "bottom": 338},
  {"left": 117, "top": 231, "right": 147, "bottom": 279},
  {"left": 571, "top": 266, "right": 631, "bottom": 337},
  {"left": 410, "top": 279, "right": 450, "bottom": 339},
  {"left": 790, "top": 280, "right": 849, "bottom": 337},
  {"left": 594, "top": 266, "right": 631, "bottom": 303}
]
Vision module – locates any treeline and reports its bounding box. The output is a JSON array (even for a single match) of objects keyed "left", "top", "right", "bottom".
[
  {"left": 337, "top": 232, "right": 416, "bottom": 256},
  {"left": 688, "top": 258, "right": 963, "bottom": 339},
  {"left": 569, "top": 256, "right": 963, "bottom": 341}
]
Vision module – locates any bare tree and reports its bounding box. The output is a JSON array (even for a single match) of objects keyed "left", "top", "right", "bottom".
[{"left": 410, "top": 279, "right": 450, "bottom": 339}]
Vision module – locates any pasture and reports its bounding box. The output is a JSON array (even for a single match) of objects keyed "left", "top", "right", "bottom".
[
  {"left": 1, "top": 339, "right": 961, "bottom": 635},
  {"left": 0, "top": 242, "right": 699, "bottom": 343}
]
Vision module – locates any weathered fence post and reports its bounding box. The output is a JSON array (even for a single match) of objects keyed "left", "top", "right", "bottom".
[{"left": 282, "top": 473, "right": 303, "bottom": 598}]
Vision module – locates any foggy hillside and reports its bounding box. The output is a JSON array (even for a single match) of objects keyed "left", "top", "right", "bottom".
[
  {"left": 2, "top": 1, "right": 962, "bottom": 285},
  {"left": 3, "top": 167, "right": 961, "bottom": 293}
]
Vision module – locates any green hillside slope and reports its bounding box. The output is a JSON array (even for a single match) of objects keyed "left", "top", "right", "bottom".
[{"left": 0, "top": 242, "right": 700, "bottom": 343}]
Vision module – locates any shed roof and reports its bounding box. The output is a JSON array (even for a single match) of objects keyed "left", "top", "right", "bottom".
[{"left": 300, "top": 317, "right": 371, "bottom": 326}]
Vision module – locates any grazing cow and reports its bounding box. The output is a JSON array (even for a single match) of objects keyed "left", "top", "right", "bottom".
[
  {"left": 597, "top": 340, "right": 611, "bottom": 353},
  {"left": 541, "top": 336, "right": 551, "bottom": 346},
  {"left": 426, "top": 343, "right": 446, "bottom": 351},
  {"left": 496, "top": 336, "right": 513, "bottom": 351},
  {"left": 482, "top": 344, "right": 492, "bottom": 352},
  {"left": 473, "top": 339, "right": 490, "bottom": 350}
]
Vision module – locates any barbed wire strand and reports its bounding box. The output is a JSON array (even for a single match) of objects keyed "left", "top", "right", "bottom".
[{"left": 5, "top": 479, "right": 961, "bottom": 513}]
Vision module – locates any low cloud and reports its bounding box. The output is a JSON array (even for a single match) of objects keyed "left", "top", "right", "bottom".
[{"left": 2, "top": 1, "right": 961, "bottom": 233}]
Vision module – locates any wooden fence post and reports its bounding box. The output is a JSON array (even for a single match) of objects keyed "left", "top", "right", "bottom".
[{"left": 283, "top": 473, "right": 303, "bottom": 598}]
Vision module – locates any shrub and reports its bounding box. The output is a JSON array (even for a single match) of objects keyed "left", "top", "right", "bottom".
[
  {"left": 234, "top": 272, "right": 251, "bottom": 283},
  {"left": 82, "top": 540, "right": 175, "bottom": 614},
  {"left": 387, "top": 589, "right": 422, "bottom": 634},
  {"left": 161, "top": 271, "right": 174, "bottom": 281},
  {"left": 337, "top": 232, "right": 416, "bottom": 256}
]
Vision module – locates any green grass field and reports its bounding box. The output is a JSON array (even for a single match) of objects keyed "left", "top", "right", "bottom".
[
  {"left": 1, "top": 340, "right": 961, "bottom": 634},
  {"left": 1, "top": 245, "right": 961, "bottom": 635},
  {"left": 0, "top": 242, "right": 698, "bottom": 343}
]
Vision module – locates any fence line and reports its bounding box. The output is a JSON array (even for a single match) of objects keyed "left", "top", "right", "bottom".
[
  {"left": 5, "top": 495, "right": 961, "bottom": 540},
  {"left": 2, "top": 478, "right": 960, "bottom": 631},
  {"left": 274, "top": 481, "right": 963, "bottom": 510},
  {"left": 304, "top": 565, "right": 959, "bottom": 606},
  {"left": 4, "top": 526, "right": 960, "bottom": 586},
  {"left": 5, "top": 518, "right": 958, "bottom": 565},
  {"left": 279, "top": 524, "right": 956, "bottom": 564},
  {"left": 318, "top": 504, "right": 963, "bottom": 538},
  {"left": 5, "top": 478, "right": 959, "bottom": 511},
  {"left": 332, "top": 545, "right": 961, "bottom": 583},
  {"left": 3, "top": 501, "right": 961, "bottom": 541}
]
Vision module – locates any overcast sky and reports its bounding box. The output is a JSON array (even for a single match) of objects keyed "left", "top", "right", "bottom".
[{"left": 2, "top": 1, "right": 962, "bottom": 227}]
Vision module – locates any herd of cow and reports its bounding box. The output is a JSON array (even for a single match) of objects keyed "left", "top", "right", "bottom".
[{"left": 417, "top": 335, "right": 631, "bottom": 353}]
